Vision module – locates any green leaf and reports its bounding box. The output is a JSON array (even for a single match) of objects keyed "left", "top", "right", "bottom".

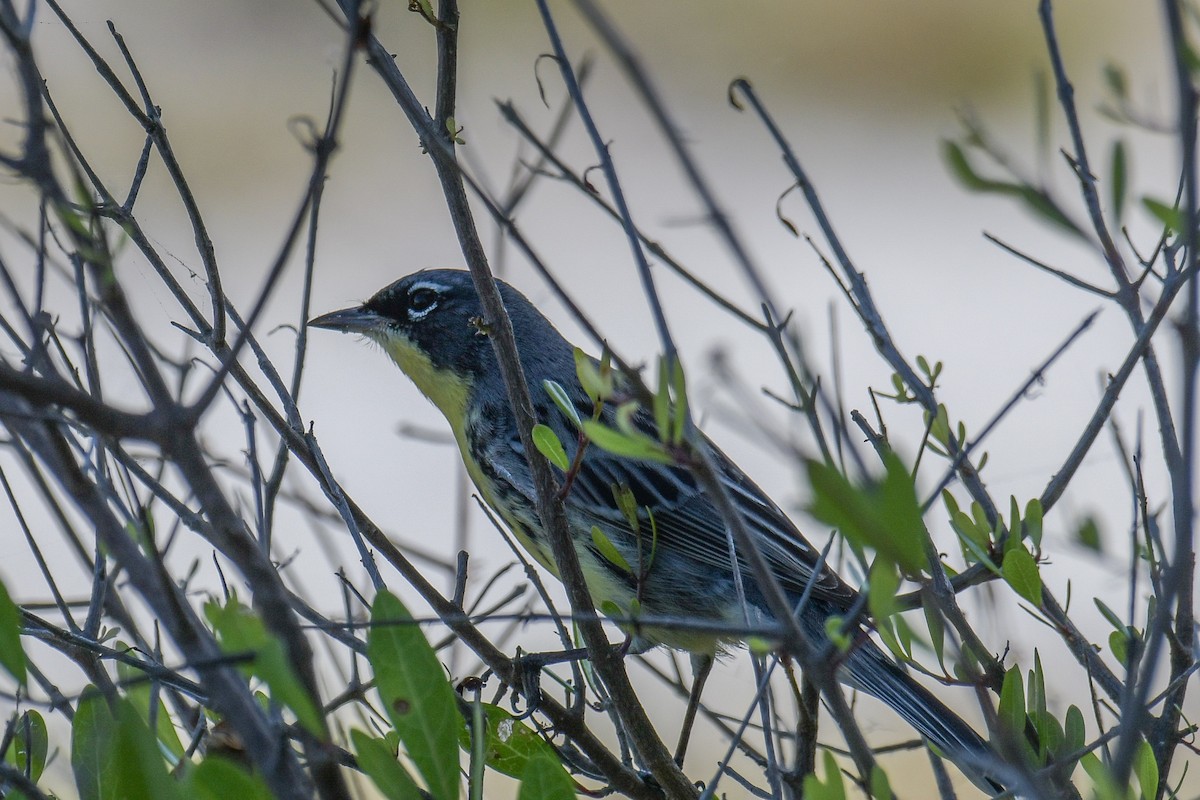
[
  {"left": 1001, "top": 546, "right": 1042, "bottom": 606},
  {"left": 1031, "top": 709, "right": 1063, "bottom": 758},
  {"left": 998, "top": 667, "right": 1026, "bottom": 739},
  {"left": 0, "top": 576, "right": 27, "bottom": 687},
  {"left": 542, "top": 380, "right": 580, "bottom": 427},
  {"left": 184, "top": 757, "right": 273, "bottom": 800},
  {"left": 1094, "top": 598, "right": 1125, "bottom": 631},
  {"left": 1028, "top": 650, "right": 1047, "bottom": 716},
  {"left": 923, "top": 602, "right": 947, "bottom": 672},
  {"left": 1023, "top": 498, "right": 1043, "bottom": 549},
  {"left": 867, "top": 559, "right": 900, "bottom": 621},
  {"left": 581, "top": 420, "right": 672, "bottom": 464},
  {"left": 574, "top": 348, "right": 612, "bottom": 404},
  {"left": 351, "top": 730, "right": 423, "bottom": 800},
  {"left": 1076, "top": 516, "right": 1102, "bottom": 552},
  {"left": 532, "top": 424, "right": 570, "bottom": 471},
  {"left": 368, "top": 591, "right": 461, "bottom": 800},
  {"left": 1064, "top": 705, "right": 1085, "bottom": 756},
  {"left": 204, "top": 599, "right": 324, "bottom": 736},
  {"left": 115, "top": 649, "right": 185, "bottom": 760},
  {"left": 670, "top": 357, "right": 688, "bottom": 445},
  {"left": 807, "top": 452, "right": 928, "bottom": 576},
  {"left": 5, "top": 710, "right": 47, "bottom": 782},
  {"left": 459, "top": 704, "right": 563, "bottom": 781},
  {"left": 1103, "top": 62, "right": 1128, "bottom": 99},
  {"left": 73, "top": 691, "right": 117, "bottom": 800},
  {"left": 1111, "top": 140, "right": 1127, "bottom": 223},
  {"left": 518, "top": 753, "right": 576, "bottom": 800},
  {"left": 590, "top": 526, "right": 632, "bottom": 574},
  {"left": 801, "top": 750, "right": 846, "bottom": 800},
  {"left": 654, "top": 357, "right": 670, "bottom": 441},
  {"left": 110, "top": 699, "right": 181, "bottom": 800},
  {"left": 612, "top": 484, "right": 639, "bottom": 532},
  {"left": 1134, "top": 738, "right": 1158, "bottom": 800},
  {"left": 1017, "top": 185, "right": 1086, "bottom": 239},
  {"left": 869, "top": 765, "right": 893, "bottom": 800},
  {"left": 942, "top": 140, "right": 1086, "bottom": 239},
  {"left": 410, "top": 0, "right": 435, "bottom": 23},
  {"left": 942, "top": 139, "right": 988, "bottom": 191},
  {"left": 1142, "top": 197, "right": 1185, "bottom": 233},
  {"left": 1109, "top": 629, "right": 1130, "bottom": 665},
  {"left": 1080, "top": 752, "right": 1122, "bottom": 800},
  {"left": 824, "top": 616, "right": 851, "bottom": 653}
]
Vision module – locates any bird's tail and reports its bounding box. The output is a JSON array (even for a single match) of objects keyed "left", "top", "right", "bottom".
[{"left": 839, "top": 637, "right": 1006, "bottom": 795}]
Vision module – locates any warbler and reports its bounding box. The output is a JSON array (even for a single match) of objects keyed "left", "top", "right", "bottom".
[{"left": 311, "top": 269, "right": 1003, "bottom": 792}]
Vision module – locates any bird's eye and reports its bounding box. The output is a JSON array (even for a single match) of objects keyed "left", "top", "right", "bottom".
[{"left": 407, "top": 288, "right": 439, "bottom": 318}]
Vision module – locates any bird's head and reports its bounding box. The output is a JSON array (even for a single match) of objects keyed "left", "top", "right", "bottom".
[{"left": 309, "top": 269, "right": 573, "bottom": 419}]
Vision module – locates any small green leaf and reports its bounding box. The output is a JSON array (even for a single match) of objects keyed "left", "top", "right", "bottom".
[
  {"left": 1133, "top": 738, "right": 1158, "bottom": 800},
  {"left": 184, "top": 757, "right": 273, "bottom": 800},
  {"left": 867, "top": 559, "right": 900, "bottom": 621},
  {"left": 923, "top": 602, "right": 947, "bottom": 672},
  {"left": 368, "top": 591, "right": 460, "bottom": 800},
  {"left": 73, "top": 690, "right": 117, "bottom": 800},
  {"left": 5, "top": 710, "right": 47, "bottom": 783},
  {"left": 351, "top": 729, "right": 423, "bottom": 800},
  {"left": 614, "top": 401, "right": 641, "bottom": 438},
  {"left": 807, "top": 452, "right": 929, "bottom": 576},
  {"left": 942, "top": 140, "right": 1085, "bottom": 239},
  {"left": 1142, "top": 197, "right": 1185, "bottom": 232},
  {"left": 204, "top": 600, "right": 324, "bottom": 737},
  {"left": 801, "top": 750, "right": 846, "bottom": 800},
  {"left": 869, "top": 765, "right": 893, "bottom": 800},
  {"left": 116, "top": 648, "right": 185, "bottom": 760},
  {"left": 1111, "top": 140, "right": 1127, "bottom": 223},
  {"left": 532, "top": 424, "right": 570, "bottom": 471},
  {"left": 518, "top": 753, "right": 575, "bottom": 800},
  {"left": 670, "top": 357, "right": 688, "bottom": 444},
  {"left": 824, "top": 616, "right": 851, "bottom": 653},
  {"left": 581, "top": 420, "right": 672, "bottom": 463},
  {"left": 1104, "top": 62, "right": 1128, "bottom": 99},
  {"left": 612, "top": 484, "right": 639, "bottom": 532},
  {"left": 542, "top": 380, "right": 581, "bottom": 427},
  {"left": 1109, "top": 629, "right": 1130, "bottom": 665},
  {"left": 1031, "top": 709, "right": 1064, "bottom": 758},
  {"left": 1080, "top": 752, "right": 1122, "bottom": 800},
  {"left": 111, "top": 700, "right": 181, "bottom": 800},
  {"left": 1076, "top": 516, "right": 1102, "bottom": 552},
  {"left": 654, "top": 357, "right": 670, "bottom": 440},
  {"left": 1023, "top": 498, "right": 1043, "bottom": 549},
  {"left": 599, "top": 600, "right": 624, "bottom": 618},
  {"left": 941, "top": 490, "right": 961, "bottom": 517},
  {"left": 1064, "top": 705, "right": 1085, "bottom": 756},
  {"left": 746, "top": 635, "right": 774, "bottom": 655},
  {"left": 998, "top": 667, "right": 1026, "bottom": 739},
  {"left": 1094, "top": 598, "right": 1125, "bottom": 631},
  {"left": 590, "top": 526, "right": 632, "bottom": 574},
  {"left": 410, "top": 0, "right": 435, "bottom": 23},
  {"left": 942, "top": 139, "right": 988, "bottom": 191},
  {"left": 1028, "top": 650, "right": 1048, "bottom": 717},
  {"left": 574, "top": 348, "right": 612, "bottom": 404},
  {"left": 1001, "top": 546, "right": 1043, "bottom": 606},
  {"left": 458, "top": 704, "right": 560, "bottom": 780},
  {"left": 0, "top": 576, "right": 27, "bottom": 687}
]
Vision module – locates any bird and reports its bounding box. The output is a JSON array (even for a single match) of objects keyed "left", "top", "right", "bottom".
[{"left": 310, "top": 268, "right": 1004, "bottom": 793}]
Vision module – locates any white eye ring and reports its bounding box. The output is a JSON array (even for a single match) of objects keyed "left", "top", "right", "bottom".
[{"left": 407, "top": 286, "right": 440, "bottom": 320}]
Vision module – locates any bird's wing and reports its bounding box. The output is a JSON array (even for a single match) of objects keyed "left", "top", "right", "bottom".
[{"left": 561, "top": 425, "right": 859, "bottom": 611}]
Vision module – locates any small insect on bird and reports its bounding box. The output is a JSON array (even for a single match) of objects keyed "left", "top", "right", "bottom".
[{"left": 310, "top": 269, "right": 1005, "bottom": 793}]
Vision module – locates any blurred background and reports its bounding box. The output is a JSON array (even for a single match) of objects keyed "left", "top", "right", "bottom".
[{"left": 0, "top": 1, "right": 1191, "bottom": 796}]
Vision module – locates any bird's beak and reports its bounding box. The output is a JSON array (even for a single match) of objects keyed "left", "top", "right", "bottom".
[{"left": 307, "top": 306, "right": 386, "bottom": 335}]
